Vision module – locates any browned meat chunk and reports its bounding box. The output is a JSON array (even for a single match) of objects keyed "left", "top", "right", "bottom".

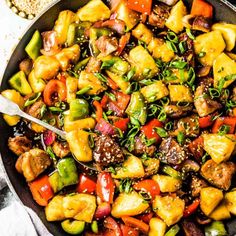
[
  {"left": 231, "top": 87, "right": 236, "bottom": 101},
  {"left": 52, "top": 141, "right": 70, "bottom": 158},
  {"left": 164, "top": 104, "right": 193, "bottom": 118},
  {"left": 170, "top": 115, "right": 199, "bottom": 138},
  {"left": 143, "top": 158, "right": 160, "bottom": 177},
  {"left": 25, "top": 98, "right": 45, "bottom": 119},
  {"left": 93, "top": 134, "right": 124, "bottom": 168},
  {"left": 95, "top": 36, "right": 118, "bottom": 56},
  {"left": 182, "top": 220, "right": 204, "bottom": 236},
  {"left": 86, "top": 57, "right": 101, "bottom": 73},
  {"left": 19, "top": 59, "right": 33, "bottom": 76},
  {"left": 15, "top": 148, "right": 51, "bottom": 182},
  {"left": 159, "top": 137, "right": 187, "bottom": 165},
  {"left": 192, "top": 16, "right": 211, "bottom": 33},
  {"left": 148, "top": 4, "right": 170, "bottom": 28},
  {"left": 133, "top": 136, "right": 156, "bottom": 156},
  {"left": 201, "top": 159, "right": 236, "bottom": 191},
  {"left": 194, "top": 84, "right": 222, "bottom": 117},
  {"left": 8, "top": 136, "right": 32, "bottom": 156},
  {"left": 190, "top": 176, "right": 208, "bottom": 197},
  {"left": 188, "top": 136, "right": 204, "bottom": 162}
]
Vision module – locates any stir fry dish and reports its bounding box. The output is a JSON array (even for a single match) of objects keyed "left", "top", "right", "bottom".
[{"left": 1, "top": 0, "right": 236, "bottom": 235}]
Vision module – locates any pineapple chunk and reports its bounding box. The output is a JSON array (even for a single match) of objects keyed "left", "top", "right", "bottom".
[
  {"left": 129, "top": 45, "right": 159, "bottom": 80},
  {"left": 194, "top": 31, "right": 226, "bottom": 66},
  {"left": 165, "top": 0, "right": 187, "bottom": 33},
  {"left": 64, "top": 116, "right": 96, "bottom": 132},
  {"left": 168, "top": 85, "right": 193, "bottom": 103},
  {"left": 227, "top": 52, "right": 236, "bottom": 61},
  {"left": 64, "top": 194, "right": 96, "bottom": 223},
  {"left": 202, "top": 134, "right": 236, "bottom": 163},
  {"left": 209, "top": 202, "right": 231, "bottom": 220},
  {"left": 213, "top": 53, "right": 236, "bottom": 89},
  {"left": 78, "top": 71, "right": 107, "bottom": 95},
  {"left": 116, "top": 0, "right": 139, "bottom": 30},
  {"left": 148, "top": 38, "right": 175, "bottom": 63},
  {"left": 45, "top": 195, "right": 65, "bottom": 221},
  {"left": 225, "top": 190, "right": 236, "bottom": 215},
  {"left": 111, "top": 191, "right": 149, "bottom": 218},
  {"left": 112, "top": 154, "right": 144, "bottom": 179},
  {"left": 149, "top": 217, "right": 167, "bottom": 236},
  {"left": 212, "top": 23, "right": 236, "bottom": 51},
  {"left": 76, "top": 0, "right": 111, "bottom": 22},
  {"left": 152, "top": 195, "right": 185, "bottom": 226},
  {"left": 152, "top": 174, "right": 182, "bottom": 193},
  {"left": 66, "top": 129, "right": 92, "bottom": 162},
  {"left": 132, "top": 23, "right": 153, "bottom": 45},
  {"left": 200, "top": 187, "right": 223, "bottom": 216},
  {"left": 66, "top": 75, "right": 78, "bottom": 103},
  {"left": 141, "top": 81, "right": 169, "bottom": 103}
]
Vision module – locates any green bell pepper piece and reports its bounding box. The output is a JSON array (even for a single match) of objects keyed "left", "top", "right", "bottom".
[
  {"left": 69, "top": 98, "right": 89, "bottom": 120},
  {"left": 61, "top": 220, "right": 85, "bottom": 235},
  {"left": 164, "top": 224, "right": 180, "bottom": 236},
  {"left": 162, "top": 165, "right": 182, "bottom": 179},
  {"left": 9, "top": 71, "right": 32, "bottom": 95},
  {"left": 25, "top": 30, "right": 42, "bottom": 60},
  {"left": 74, "top": 57, "right": 91, "bottom": 73},
  {"left": 48, "top": 171, "right": 64, "bottom": 193},
  {"left": 126, "top": 91, "right": 147, "bottom": 125},
  {"left": 66, "top": 23, "right": 77, "bottom": 47},
  {"left": 57, "top": 158, "right": 79, "bottom": 187},
  {"left": 205, "top": 221, "right": 227, "bottom": 236}
]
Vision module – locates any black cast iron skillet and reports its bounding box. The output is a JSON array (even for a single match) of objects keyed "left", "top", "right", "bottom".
[{"left": 1, "top": 0, "right": 236, "bottom": 235}]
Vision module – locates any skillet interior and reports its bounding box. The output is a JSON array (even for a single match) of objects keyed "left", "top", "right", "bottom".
[{"left": 0, "top": 0, "right": 236, "bottom": 235}]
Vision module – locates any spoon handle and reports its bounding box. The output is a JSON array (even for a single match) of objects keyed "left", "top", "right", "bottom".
[{"left": 18, "top": 109, "right": 67, "bottom": 139}]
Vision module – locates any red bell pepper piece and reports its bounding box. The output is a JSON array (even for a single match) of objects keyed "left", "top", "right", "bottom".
[
  {"left": 114, "top": 91, "right": 131, "bottom": 112},
  {"left": 117, "top": 33, "right": 131, "bottom": 56},
  {"left": 188, "top": 136, "right": 204, "bottom": 162},
  {"left": 100, "top": 95, "right": 109, "bottom": 108},
  {"left": 121, "top": 216, "right": 149, "bottom": 234},
  {"left": 43, "top": 79, "right": 67, "bottom": 106},
  {"left": 94, "top": 202, "right": 111, "bottom": 220},
  {"left": 191, "top": 0, "right": 213, "bottom": 18},
  {"left": 199, "top": 115, "right": 214, "bottom": 129},
  {"left": 183, "top": 199, "right": 200, "bottom": 217},
  {"left": 140, "top": 119, "right": 163, "bottom": 143},
  {"left": 113, "top": 118, "right": 130, "bottom": 132},
  {"left": 137, "top": 212, "right": 154, "bottom": 224},
  {"left": 28, "top": 175, "right": 54, "bottom": 206},
  {"left": 133, "top": 179, "right": 160, "bottom": 200},
  {"left": 127, "top": 0, "right": 152, "bottom": 15},
  {"left": 93, "top": 100, "right": 103, "bottom": 122},
  {"left": 104, "top": 217, "right": 122, "bottom": 236},
  {"left": 107, "top": 77, "right": 119, "bottom": 90},
  {"left": 212, "top": 117, "right": 236, "bottom": 134},
  {"left": 77, "top": 174, "right": 96, "bottom": 194},
  {"left": 120, "top": 224, "right": 139, "bottom": 236},
  {"left": 96, "top": 172, "right": 115, "bottom": 204}
]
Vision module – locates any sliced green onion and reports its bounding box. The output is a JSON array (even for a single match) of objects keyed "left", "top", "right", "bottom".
[
  {"left": 178, "top": 41, "right": 186, "bottom": 54},
  {"left": 24, "top": 92, "right": 41, "bottom": 107},
  {"left": 162, "top": 165, "right": 181, "bottom": 179},
  {"left": 166, "top": 40, "right": 178, "bottom": 53},
  {"left": 170, "top": 60, "right": 188, "bottom": 69},
  {"left": 155, "top": 127, "right": 168, "bottom": 138},
  {"left": 105, "top": 92, "right": 116, "bottom": 101},
  {"left": 167, "top": 31, "right": 179, "bottom": 44},
  {"left": 165, "top": 121, "right": 173, "bottom": 131},
  {"left": 198, "top": 51, "right": 206, "bottom": 58},
  {"left": 187, "top": 67, "right": 196, "bottom": 87},
  {"left": 40, "top": 104, "right": 47, "bottom": 118},
  {"left": 209, "top": 88, "right": 221, "bottom": 99},
  {"left": 130, "top": 116, "right": 140, "bottom": 126},
  {"left": 94, "top": 72, "right": 107, "bottom": 83},
  {"left": 218, "top": 124, "right": 230, "bottom": 135},
  {"left": 91, "top": 221, "right": 98, "bottom": 234},
  {"left": 88, "top": 134, "right": 94, "bottom": 148},
  {"left": 186, "top": 28, "right": 195, "bottom": 40},
  {"left": 145, "top": 137, "right": 157, "bottom": 146},
  {"left": 76, "top": 86, "right": 92, "bottom": 95},
  {"left": 101, "top": 59, "right": 115, "bottom": 69},
  {"left": 127, "top": 67, "right": 136, "bottom": 81},
  {"left": 158, "top": 109, "right": 167, "bottom": 122},
  {"left": 164, "top": 224, "right": 180, "bottom": 236},
  {"left": 49, "top": 107, "right": 63, "bottom": 112}
]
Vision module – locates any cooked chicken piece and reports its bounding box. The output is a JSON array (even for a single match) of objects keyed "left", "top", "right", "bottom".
[
  {"left": 19, "top": 59, "right": 33, "bottom": 76},
  {"left": 201, "top": 159, "right": 236, "bottom": 191},
  {"left": 190, "top": 175, "right": 208, "bottom": 197},
  {"left": 15, "top": 148, "right": 51, "bottom": 182},
  {"left": 148, "top": 4, "right": 170, "bottom": 28},
  {"left": 8, "top": 136, "right": 32, "bottom": 156},
  {"left": 25, "top": 98, "right": 45, "bottom": 119},
  {"left": 93, "top": 134, "right": 124, "bottom": 168},
  {"left": 194, "top": 84, "right": 222, "bottom": 117},
  {"left": 159, "top": 137, "right": 187, "bottom": 165},
  {"left": 133, "top": 136, "right": 156, "bottom": 157},
  {"left": 95, "top": 36, "right": 118, "bottom": 56},
  {"left": 143, "top": 158, "right": 160, "bottom": 177},
  {"left": 170, "top": 115, "right": 199, "bottom": 137},
  {"left": 182, "top": 220, "right": 204, "bottom": 236},
  {"left": 86, "top": 57, "right": 101, "bottom": 73},
  {"left": 192, "top": 16, "right": 211, "bottom": 33},
  {"left": 52, "top": 141, "right": 70, "bottom": 158},
  {"left": 164, "top": 104, "right": 193, "bottom": 118}
]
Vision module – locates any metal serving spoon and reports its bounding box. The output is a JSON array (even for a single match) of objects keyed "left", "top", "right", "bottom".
[{"left": 0, "top": 94, "right": 97, "bottom": 171}]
